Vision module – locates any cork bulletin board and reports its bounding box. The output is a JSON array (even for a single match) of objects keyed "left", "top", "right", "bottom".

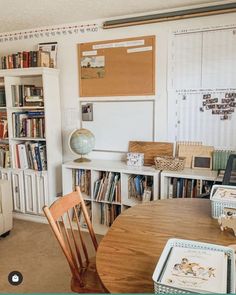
[{"left": 78, "top": 35, "right": 155, "bottom": 97}]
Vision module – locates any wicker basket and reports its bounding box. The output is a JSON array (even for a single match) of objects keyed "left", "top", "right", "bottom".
[
  {"left": 210, "top": 185, "right": 236, "bottom": 218},
  {"left": 154, "top": 156, "right": 185, "bottom": 171}
]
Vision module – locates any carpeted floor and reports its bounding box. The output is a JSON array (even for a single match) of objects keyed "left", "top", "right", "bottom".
[{"left": 0, "top": 219, "right": 102, "bottom": 293}]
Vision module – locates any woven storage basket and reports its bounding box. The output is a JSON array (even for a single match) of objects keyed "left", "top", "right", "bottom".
[
  {"left": 152, "top": 238, "right": 235, "bottom": 294},
  {"left": 154, "top": 156, "right": 185, "bottom": 171},
  {"left": 210, "top": 185, "right": 236, "bottom": 218}
]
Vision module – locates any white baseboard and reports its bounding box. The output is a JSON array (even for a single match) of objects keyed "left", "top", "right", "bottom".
[{"left": 13, "top": 212, "right": 48, "bottom": 224}]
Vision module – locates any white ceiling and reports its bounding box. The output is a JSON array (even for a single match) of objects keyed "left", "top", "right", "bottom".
[{"left": 0, "top": 0, "right": 232, "bottom": 33}]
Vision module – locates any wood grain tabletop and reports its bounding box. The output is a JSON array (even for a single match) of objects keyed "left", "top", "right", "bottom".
[{"left": 96, "top": 199, "right": 236, "bottom": 293}]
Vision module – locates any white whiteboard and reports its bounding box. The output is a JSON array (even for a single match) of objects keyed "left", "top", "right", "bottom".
[{"left": 81, "top": 101, "right": 154, "bottom": 152}]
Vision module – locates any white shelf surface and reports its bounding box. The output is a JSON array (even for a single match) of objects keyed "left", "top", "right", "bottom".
[
  {"left": 10, "top": 137, "right": 46, "bottom": 141},
  {"left": 161, "top": 168, "right": 218, "bottom": 181},
  {"left": 9, "top": 106, "right": 44, "bottom": 110},
  {"left": 0, "top": 67, "right": 59, "bottom": 77},
  {"left": 63, "top": 159, "right": 159, "bottom": 176}
]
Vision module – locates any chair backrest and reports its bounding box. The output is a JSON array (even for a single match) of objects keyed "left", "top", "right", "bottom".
[
  {"left": 43, "top": 186, "right": 98, "bottom": 287},
  {"left": 222, "top": 154, "right": 236, "bottom": 186}
]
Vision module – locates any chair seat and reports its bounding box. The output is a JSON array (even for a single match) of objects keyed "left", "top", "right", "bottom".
[{"left": 71, "top": 257, "right": 106, "bottom": 293}]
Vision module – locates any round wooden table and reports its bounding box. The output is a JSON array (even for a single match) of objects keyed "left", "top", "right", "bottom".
[{"left": 96, "top": 199, "right": 236, "bottom": 293}]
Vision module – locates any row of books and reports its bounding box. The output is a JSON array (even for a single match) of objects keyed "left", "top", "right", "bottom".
[
  {"left": 168, "top": 177, "right": 214, "bottom": 198},
  {"left": 12, "top": 111, "right": 45, "bottom": 138},
  {"left": 0, "top": 86, "right": 6, "bottom": 107},
  {"left": 128, "top": 175, "right": 153, "bottom": 202},
  {"left": 13, "top": 142, "right": 47, "bottom": 171},
  {"left": 75, "top": 201, "right": 92, "bottom": 229},
  {"left": 100, "top": 203, "right": 121, "bottom": 227},
  {"left": 212, "top": 150, "right": 236, "bottom": 171},
  {"left": 94, "top": 172, "right": 121, "bottom": 203},
  {"left": 0, "top": 112, "right": 8, "bottom": 138},
  {"left": 73, "top": 169, "right": 91, "bottom": 196},
  {"left": 12, "top": 85, "right": 44, "bottom": 107},
  {"left": 1, "top": 50, "right": 52, "bottom": 69},
  {"left": 0, "top": 144, "right": 10, "bottom": 168}
]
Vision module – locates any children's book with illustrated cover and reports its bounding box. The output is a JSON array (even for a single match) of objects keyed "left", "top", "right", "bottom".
[
  {"left": 159, "top": 246, "right": 228, "bottom": 293},
  {"left": 212, "top": 187, "right": 236, "bottom": 200}
]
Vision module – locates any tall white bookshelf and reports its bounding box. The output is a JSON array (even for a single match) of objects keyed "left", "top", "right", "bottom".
[
  {"left": 0, "top": 67, "right": 62, "bottom": 222},
  {"left": 62, "top": 159, "right": 160, "bottom": 235}
]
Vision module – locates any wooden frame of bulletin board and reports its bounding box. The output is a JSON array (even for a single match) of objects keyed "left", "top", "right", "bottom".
[{"left": 78, "top": 35, "right": 155, "bottom": 97}]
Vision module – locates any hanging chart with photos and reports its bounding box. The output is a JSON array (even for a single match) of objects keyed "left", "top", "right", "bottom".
[
  {"left": 168, "top": 90, "right": 236, "bottom": 149},
  {"left": 168, "top": 24, "right": 236, "bottom": 149}
]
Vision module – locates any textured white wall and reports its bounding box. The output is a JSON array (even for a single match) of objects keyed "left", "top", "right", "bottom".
[{"left": 0, "top": 11, "right": 236, "bottom": 162}]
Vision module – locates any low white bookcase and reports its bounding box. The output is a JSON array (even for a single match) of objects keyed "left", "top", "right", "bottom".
[{"left": 62, "top": 159, "right": 160, "bottom": 235}]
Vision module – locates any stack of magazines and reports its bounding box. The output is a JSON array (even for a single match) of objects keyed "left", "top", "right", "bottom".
[{"left": 152, "top": 239, "right": 235, "bottom": 294}]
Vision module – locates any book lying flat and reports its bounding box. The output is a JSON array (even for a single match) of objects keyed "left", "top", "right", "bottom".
[
  {"left": 159, "top": 246, "right": 227, "bottom": 293},
  {"left": 212, "top": 187, "right": 236, "bottom": 200}
]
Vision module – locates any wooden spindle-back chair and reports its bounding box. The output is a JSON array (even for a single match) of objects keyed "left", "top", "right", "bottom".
[{"left": 43, "top": 186, "right": 105, "bottom": 293}]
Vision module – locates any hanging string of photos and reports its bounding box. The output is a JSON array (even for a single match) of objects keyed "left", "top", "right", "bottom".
[{"left": 0, "top": 23, "right": 99, "bottom": 43}]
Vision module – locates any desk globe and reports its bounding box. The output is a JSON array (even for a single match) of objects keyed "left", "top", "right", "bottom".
[{"left": 69, "top": 128, "right": 95, "bottom": 162}]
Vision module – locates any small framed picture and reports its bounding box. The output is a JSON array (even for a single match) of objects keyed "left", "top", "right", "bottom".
[
  {"left": 38, "top": 51, "right": 50, "bottom": 67},
  {"left": 38, "top": 42, "right": 58, "bottom": 68},
  {"left": 192, "top": 156, "right": 212, "bottom": 170},
  {"left": 82, "top": 103, "right": 93, "bottom": 121}
]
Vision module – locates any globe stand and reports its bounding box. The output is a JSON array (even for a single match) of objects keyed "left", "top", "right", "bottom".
[{"left": 74, "top": 155, "right": 91, "bottom": 163}]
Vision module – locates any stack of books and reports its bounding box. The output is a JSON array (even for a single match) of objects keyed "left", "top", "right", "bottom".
[
  {"left": 1, "top": 50, "right": 51, "bottom": 69},
  {"left": 213, "top": 150, "right": 236, "bottom": 171},
  {"left": 0, "top": 111, "right": 8, "bottom": 139},
  {"left": 74, "top": 201, "right": 92, "bottom": 229},
  {"left": 100, "top": 203, "right": 121, "bottom": 227},
  {"left": 93, "top": 172, "right": 121, "bottom": 203},
  {"left": 0, "top": 84, "right": 6, "bottom": 107},
  {"left": 0, "top": 144, "right": 10, "bottom": 168},
  {"left": 12, "top": 85, "right": 44, "bottom": 107},
  {"left": 12, "top": 111, "right": 45, "bottom": 138},
  {"left": 168, "top": 178, "right": 213, "bottom": 199},
  {"left": 128, "top": 175, "right": 153, "bottom": 202},
  {"left": 73, "top": 169, "right": 91, "bottom": 196},
  {"left": 13, "top": 141, "right": 47, "bottom": 171}
]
